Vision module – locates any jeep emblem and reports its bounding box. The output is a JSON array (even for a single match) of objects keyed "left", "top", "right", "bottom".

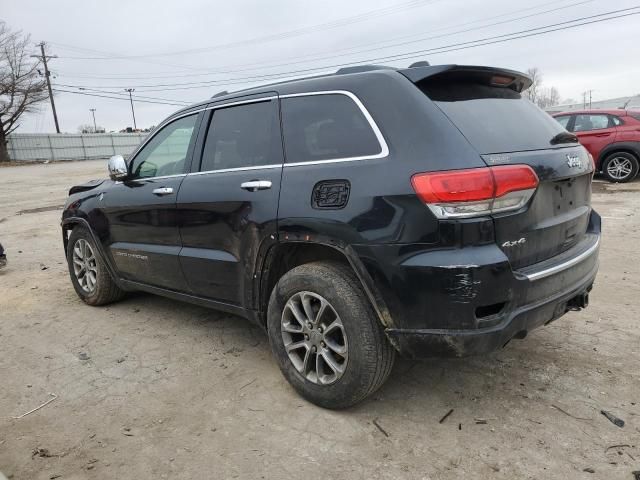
[{"left": 566, "top": 154, "right": 582, "bottom": 168}]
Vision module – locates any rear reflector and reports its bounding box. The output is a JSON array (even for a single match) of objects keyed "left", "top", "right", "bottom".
[{"left": 411, "top": 165, "right": 538, "bottom": 219}]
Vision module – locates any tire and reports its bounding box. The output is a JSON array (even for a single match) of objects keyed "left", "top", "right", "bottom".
[
  {"left": 601, "top": 152, "right": 639, "bottom": 183},
  {"left": 66, "top": 227, "right": 125, "bottom": 306},
  {"left": 267, "top": 261, "right": 395, "bottom": 409}
]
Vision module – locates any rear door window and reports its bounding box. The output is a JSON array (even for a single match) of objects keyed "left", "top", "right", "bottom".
[
  {"left": 419, "top": 80, "right": 568, "bottom": 154},
  {"left": 281, "top": 93, "right": 382, "bottom": 163},
  {"left": 200, "top": 99, "right": 281, "bottom": 171},
  {"left": 573, "top": 114, "right": 611, "bottom": 132}
]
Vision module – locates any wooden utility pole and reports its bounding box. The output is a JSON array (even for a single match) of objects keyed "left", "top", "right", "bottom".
[
  {"left": 124, "top": 88, "right": 137, "bottom": 130},
  {"left": 31, "top": 42, "right": 60, "bottom": 133},
  {"left": 90, "top": 108, "right": 97, "bottom": 132}
]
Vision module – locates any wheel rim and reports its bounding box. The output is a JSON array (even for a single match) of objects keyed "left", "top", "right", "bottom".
[
  {"left": 72, "top": 238, "right": 98, "bottom": 293},
  {"left": 607, "top": 156, "right": 633, "bottom": 180},
  {"left": 281, "top": 291, "right": 348, "bottom": 385}
]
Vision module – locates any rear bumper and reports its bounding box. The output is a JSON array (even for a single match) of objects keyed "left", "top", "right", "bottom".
[
  {"left": 386, "top": 264, "right": 596, "bottom": 357},
  {"left": 352, "top": 211, "right": 601, "bottom": 358}
]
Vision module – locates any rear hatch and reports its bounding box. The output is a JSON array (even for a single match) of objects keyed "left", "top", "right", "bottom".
[{"left": 404, "top": 66, "right": 593, "bottom": 269}]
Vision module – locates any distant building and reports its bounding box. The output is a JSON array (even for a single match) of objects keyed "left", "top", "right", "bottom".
[{"left": 546, "top": 94, "right": 640, "bottom": 114}]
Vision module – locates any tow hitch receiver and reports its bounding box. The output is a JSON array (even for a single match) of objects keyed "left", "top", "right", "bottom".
[{"left": 567, "top": 292, "right": 589, "bottom": 311}]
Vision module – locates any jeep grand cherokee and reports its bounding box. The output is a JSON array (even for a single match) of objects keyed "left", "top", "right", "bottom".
[{"left": 62, "top": 64, "right": 600, "bottom": 409}]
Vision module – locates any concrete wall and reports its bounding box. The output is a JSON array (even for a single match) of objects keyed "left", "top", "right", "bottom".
[{"left": 6, "top": 133, "right": 148, "bottom": 162}]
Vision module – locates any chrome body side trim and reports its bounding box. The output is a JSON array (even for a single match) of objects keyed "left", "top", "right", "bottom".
[
  {"left": 124, "top": 90, "right": 389, "bottom": 181},
  {"left": 188, "top": 164, "right": 282, "bottom": 176},
  {"left": 524, "top": 237, "right": 600, "bottom": 281},
  {"left": 124, "top": 96, "right": 278, "bottom": 181},
  {"left": 280, "top": 90, "right": 389, "bottom": 166}
]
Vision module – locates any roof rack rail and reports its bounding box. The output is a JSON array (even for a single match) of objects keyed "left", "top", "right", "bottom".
[
  {"left": 335, "top": 65, "right": 396, "bottom": 75},
  {"left": 211, "top": 90, "right": 229, "bottom": 98}
]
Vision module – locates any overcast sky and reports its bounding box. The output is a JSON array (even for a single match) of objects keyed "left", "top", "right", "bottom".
[{"left": 3, "top": 0, "right": 639, "bottom": 133}]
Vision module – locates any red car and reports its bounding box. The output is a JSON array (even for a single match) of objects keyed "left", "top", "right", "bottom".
[{"left": 553, "top": 109, "right": 640, "bottom": 182}]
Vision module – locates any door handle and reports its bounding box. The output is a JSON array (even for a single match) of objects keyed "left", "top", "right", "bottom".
[
  {"left": 240, "top": 180, "right": 272, "bottom": 192},
  {"left": 152, "top": 187, "right": 174, "bottom": 196}
]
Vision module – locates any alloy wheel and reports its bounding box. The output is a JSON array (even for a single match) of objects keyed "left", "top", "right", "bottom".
[
  {"left": 281, "top": 291, "right": 348, "bottom": 385},
  {"left": 607, "top": 156, "right": 633, "bottom": 180},
  {"left": 72, "top": 238, "right": 98, "bottom": 293}
]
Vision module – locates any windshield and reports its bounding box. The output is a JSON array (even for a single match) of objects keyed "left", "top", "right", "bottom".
[{"left": 419, "top": 80, "right": 570, "bottom": 154}]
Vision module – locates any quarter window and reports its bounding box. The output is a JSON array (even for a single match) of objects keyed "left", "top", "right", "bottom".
[
  {"left": 200, "top": 100, "right": 281, "bottom": 171},
  {"left": 281, "top": 94, "right": 382, "bottom": 163},
  {"left": 572, "top": 114, "right": 610, "bottom": 132},
  {"left": 554, "top": 115, "right": 571, "bottom": 129},
  {"left": 130, "top": 114, "right": 197, "bottom": 178}
]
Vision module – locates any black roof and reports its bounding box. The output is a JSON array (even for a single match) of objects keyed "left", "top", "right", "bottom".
[{"left": 170, "top": 63, "right": 532, "bottom": 119}]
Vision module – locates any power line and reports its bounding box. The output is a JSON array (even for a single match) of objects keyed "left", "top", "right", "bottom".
[
  {"left": 56, "top": 84, "right": 191, "bottom": 104},
  {"left": 55, "top": 7, "right": 640, "bottom": 93},
  {"left": 52, "top": 88, "right": 189, "bottom": 107},
  {"left": 53, "top": 0, "right": 594, "bottom": 81},
  {"left": 53, "top": 0, "right": 443, "bottom": 61}
]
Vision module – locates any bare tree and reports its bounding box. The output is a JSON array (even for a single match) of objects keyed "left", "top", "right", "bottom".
[
  {"left": 77, "top": 124, "right": 105, "bottom": 134},
  {"left": 537, "top": 86, "right": 561, "bottom": 109},
  {"left": 0, "top": 22, "right": 48, "bottom": 162},
  {"left": 524, "top": 67, "right": 542, "bottom": 104},
  {"left": 524, "top": 67, "right": 562, "bottom": 109}
]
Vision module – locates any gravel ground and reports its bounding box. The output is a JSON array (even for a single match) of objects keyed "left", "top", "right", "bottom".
[{"left": 0, "top": 160, "right": 638, "bottom": 480}]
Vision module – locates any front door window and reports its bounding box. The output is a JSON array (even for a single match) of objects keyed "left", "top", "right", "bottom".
[{"left": 130, "top": 114, "right": 198, "bottom": 178}]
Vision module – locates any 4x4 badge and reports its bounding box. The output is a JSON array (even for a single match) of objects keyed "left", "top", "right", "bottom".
[
  {"left": 502, "top": 238, "right": 526, "bottom": 248},
  {"left": 566, "top": 154, "right": 582, "bottom": 168}
]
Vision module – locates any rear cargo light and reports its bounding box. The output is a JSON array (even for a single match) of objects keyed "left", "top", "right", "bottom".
[
  {"left": 411, "top": 165, "right": 538, "bottom": 219},
  {"left": 490, "top": 75, "right": 515, "bottom": 86}
]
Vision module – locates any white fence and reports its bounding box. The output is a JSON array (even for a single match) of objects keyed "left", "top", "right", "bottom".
[{"left": 6, "top": 133, "right": 148, "bottom": 162}]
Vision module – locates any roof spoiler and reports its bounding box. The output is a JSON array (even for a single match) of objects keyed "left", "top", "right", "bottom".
[{"left": 399, "top": 64, "right": 532, "bottom": 93}]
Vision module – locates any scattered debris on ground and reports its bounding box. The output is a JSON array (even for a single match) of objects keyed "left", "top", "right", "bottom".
[
  {"left": 12, "top": 393, "right": 57, "bottom": 419},
  {"left": 372, "top": 418, "right": 389, "bottom": 437},
  {"left": 600, "top": 410, "right": 625, "bottom": 428},
  {"left": 439, "top": 408, "right": 454, "bottom": 424},
  {"left": 0, "top": 163, "right": 638, "bottom": 478}
]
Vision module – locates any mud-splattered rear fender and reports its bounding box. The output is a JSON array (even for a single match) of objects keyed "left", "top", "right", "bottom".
[{"left": 351, "top": 243, "right": 514, "bottom": 331}]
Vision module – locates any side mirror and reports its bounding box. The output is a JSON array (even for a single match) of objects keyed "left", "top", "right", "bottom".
[{"left": 108, "top": 155, "right": 128, "bottom": 180}]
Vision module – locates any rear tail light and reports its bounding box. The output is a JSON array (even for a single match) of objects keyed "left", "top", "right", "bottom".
[{"left": 411, "top": 165, "right": 538, "bottom": 219}]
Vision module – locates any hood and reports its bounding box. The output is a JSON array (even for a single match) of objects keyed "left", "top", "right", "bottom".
[{"left": 68, "top": 179, "right": 106, "bottom": 196}]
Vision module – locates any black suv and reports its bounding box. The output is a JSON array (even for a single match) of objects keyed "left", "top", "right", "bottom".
[{"left": 62, "top": 64, "right": 600, "bottom": 408}]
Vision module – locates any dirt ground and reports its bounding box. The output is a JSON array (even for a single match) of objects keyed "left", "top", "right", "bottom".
[{"left": 0, "top": 160, "right": 638, "bottom": 480}]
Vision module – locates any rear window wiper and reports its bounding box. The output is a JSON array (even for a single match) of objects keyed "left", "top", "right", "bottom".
[{"left": 550, "top": 131, "right": 578, "bottom": 145}]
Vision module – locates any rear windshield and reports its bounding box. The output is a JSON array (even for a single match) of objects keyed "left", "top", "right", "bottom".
[{"left": 419, "top": 80, "right": 568, "bottom": 154}]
